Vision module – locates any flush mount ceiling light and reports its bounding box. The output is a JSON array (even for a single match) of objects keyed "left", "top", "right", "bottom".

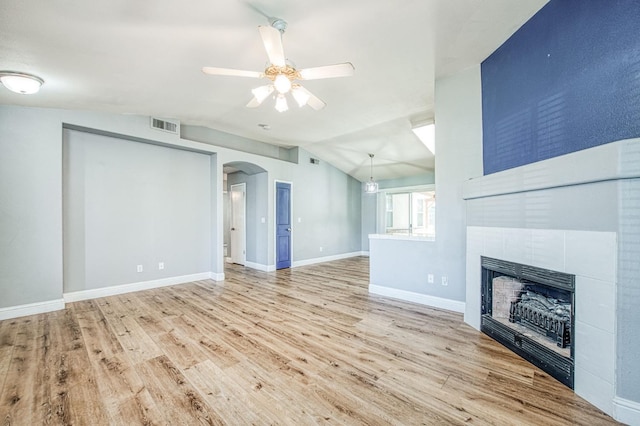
[
  {"left": 202, "top": 18, "right": 354, "bottom": 112},
  {"left": 364, "top": 153, "right": 379, "bottom": 194},
  {"left": 412, "top": 120, "right": 435, "bottom": 155},
  {"left": 0, "top": 71, "right": 44, "bottom": 94}
]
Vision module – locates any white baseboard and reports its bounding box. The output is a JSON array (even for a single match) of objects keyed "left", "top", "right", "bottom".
[
  {"left": 614, "top": 396, "right": 640, "bottom": 425},
  {"left": 0, "top": 299, "right": 65, "bottom": 321},
  {"left": 210, "top": 272, "right": 225, "bottom": 281},
  {"left": 245, "top": 261, "right": 271, "bottom": 272},
  {"left": 369, "top": 284, "right": 465, "bottom": 313},
  {"left": 63, "top": 272, "right": 212, "bottom": 303},
  {"left": 292, "top": 251, "right": 368, "bottom": 268}
]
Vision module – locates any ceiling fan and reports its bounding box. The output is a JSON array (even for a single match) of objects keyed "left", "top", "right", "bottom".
[{"left": 202, "top": 18, "right": 354, "bottom": 112}]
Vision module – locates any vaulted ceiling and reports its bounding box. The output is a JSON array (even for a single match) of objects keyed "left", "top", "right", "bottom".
[{"left": 0, "top": 0, "right": 547, "bottom": 181}]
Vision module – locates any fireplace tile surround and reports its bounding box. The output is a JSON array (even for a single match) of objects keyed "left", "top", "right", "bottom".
[
  {"left": 463, "top": 139, "right": 640, "bottom": 424},
  {"left": 467, "top": 227, "right": 615, "bottom": 403}
]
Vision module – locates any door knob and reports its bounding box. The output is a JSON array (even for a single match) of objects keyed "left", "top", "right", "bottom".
[
  {"left": 231, "top": 228, "right": 235, "bottom": 231},
  {"left": 287, "top": 227, "right": 292, "bottom": 232}
]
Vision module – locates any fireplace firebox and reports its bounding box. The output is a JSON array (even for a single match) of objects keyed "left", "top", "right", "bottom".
[{"left": 481, "top": 256, "right": 575, "bottom": 388}]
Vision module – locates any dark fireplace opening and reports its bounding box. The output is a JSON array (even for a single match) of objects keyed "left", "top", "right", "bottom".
[{"left": 481, "top": 256, "right": 575, "bottom": 389}]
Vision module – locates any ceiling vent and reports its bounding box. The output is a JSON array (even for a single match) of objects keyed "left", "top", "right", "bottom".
[
  {"left": 150, "top": 117, "right": 180, "bottom": 135},
  {"left": 310, "top": 158, "right": 320, "bottom": 165}
]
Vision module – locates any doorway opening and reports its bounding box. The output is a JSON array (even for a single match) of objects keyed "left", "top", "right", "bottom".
[
  {"left": 223, "top": 161, "right": 268, "bottom": 271},
  {"left": 229, "top": 183, "right": 246, "bottom": 265}
]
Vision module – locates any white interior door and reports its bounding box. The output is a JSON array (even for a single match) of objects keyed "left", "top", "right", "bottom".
[{"left": 230, "top": 183, "right": 246, "bottom": 265}]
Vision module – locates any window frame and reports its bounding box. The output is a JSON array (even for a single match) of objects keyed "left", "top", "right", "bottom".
[{"left": 376, "top": 184, "right": 436, "bottom": 239}]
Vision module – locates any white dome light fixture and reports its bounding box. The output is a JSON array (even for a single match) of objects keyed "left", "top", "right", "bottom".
[{"left": 0, "top": 71, "right": 44, "bottom": 94}]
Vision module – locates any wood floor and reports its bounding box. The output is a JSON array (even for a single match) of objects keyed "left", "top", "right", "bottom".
[{"left": 0, "top": 257, "right": 619, "bottom": 425}]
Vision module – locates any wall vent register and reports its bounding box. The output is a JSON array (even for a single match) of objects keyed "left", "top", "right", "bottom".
[{"left": 150, "top": 117, "right": 180, "bottom": 135}]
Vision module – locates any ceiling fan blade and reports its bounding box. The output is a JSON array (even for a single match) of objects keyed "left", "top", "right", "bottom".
[
  {"left": 202, "top": 67, "right": 263, "bottom": 78},
  {"left": 246, "top": 97, "right": 262, "bottom": 108},
  {"left": 299, "top": 63, "right": 355, "bottom": 80},
  {"left": 297, "top": 85, "right": 326, "bottom": 110},
  {"left": 258, "top": 25, "right": 286, "bottom": 67}
]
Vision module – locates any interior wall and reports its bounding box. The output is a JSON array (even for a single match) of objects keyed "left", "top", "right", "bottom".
[
  {"left": 0, "top": 105, "right": 63, "bottom": 308},
  {"left": 617, "top": 177, "right": 640, "bottom": 405},
  {"left": 481, "top": 0, "right": 640, "bottom": 174},
  {"left": 0, "top": 104, "right": 366, "bottom": 314},
  {"left": 433, "top": 65, "right": 484, "bottom": 301},
  {"left": 63, "top": 129, "right": 212, "bottom": 292},
  {"left": 292, "top": 149, "right": 362, "bottom": 260}
]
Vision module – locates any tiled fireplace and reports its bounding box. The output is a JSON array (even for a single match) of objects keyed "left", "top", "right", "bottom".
[
  {"left": 462, "top": 140, "right": 640, "bottom": 425},
  {"left": 481, "top": 256, "right": 575, "bottom": 388}
]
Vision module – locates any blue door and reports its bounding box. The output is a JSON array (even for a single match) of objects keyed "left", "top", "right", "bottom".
[{"left": 276, "top": 182, "right": 292, "bottom": 269}]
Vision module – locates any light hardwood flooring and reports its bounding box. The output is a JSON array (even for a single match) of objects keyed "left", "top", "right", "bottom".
[{"left": 0, "top": 257, "right": 620, "bottom": 425}]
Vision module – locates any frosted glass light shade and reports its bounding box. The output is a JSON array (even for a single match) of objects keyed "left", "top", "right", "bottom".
[
  {"left": 364, "top": 180, "right": 378, "bottom": 194},
  {"left": 251, "top": 85, "right": 274, "bottom": 103},
  {"left": 275, "top": 94, "right": 289, "bottom": 112},
  {"left": 274, "top": 74, "right": 292, "bottom": 94},
  {"left": 0, "top": 72, "right": 44, "bottom": 94}
]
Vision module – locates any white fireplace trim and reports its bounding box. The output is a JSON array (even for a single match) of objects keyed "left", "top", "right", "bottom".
[{"left": 462, "top": 138, "right": 640, "bottom": 200}]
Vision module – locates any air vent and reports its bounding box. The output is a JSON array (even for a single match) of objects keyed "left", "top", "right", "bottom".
[
  {"left": 310, "top": 158, "right": 320, "bottom": 165},
  {"left": 150, "top": 117, "right": 180, "bottom": 135}
]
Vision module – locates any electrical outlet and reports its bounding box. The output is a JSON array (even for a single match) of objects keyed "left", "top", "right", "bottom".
[
  {"left": 428, "top": 274, "right": 434, "bottom": 283},
  {"left": 137, "top": 265, "right": 143, "bottom": 273},
  {"left": 441, "top": 276, "right": 448, "bottom": 286},
  {"left": 261, "top": 217, "right": 266, "bottom": 223},
  {"left": 158, "top": 262, "right": 164, "bottom": 270},
  {"left": 319, "top": 246, "right": 323, "bottom": 252}
]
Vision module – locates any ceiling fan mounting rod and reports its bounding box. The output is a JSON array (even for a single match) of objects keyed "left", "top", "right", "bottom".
[{"left": 269, "top": 18, "right": 288, "bottom": 33}]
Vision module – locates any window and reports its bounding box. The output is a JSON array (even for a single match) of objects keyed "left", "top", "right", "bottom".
[{"left": 381, "top": 187, "right": 435, "bottom": 237}]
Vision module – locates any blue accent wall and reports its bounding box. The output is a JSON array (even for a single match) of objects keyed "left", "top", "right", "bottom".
[{"left": 481, "top": 0, "right": 640, "bottom": 175}]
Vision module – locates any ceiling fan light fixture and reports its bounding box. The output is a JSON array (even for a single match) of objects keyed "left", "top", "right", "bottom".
[
  {"left": 0, "top": 71, "right": 44, "bottom": 94},
  {"left": 273, "top": 74, "right": 292, "bottom": 94},
  {"left": 251, "top": 85, "right": 274, "bottom": 103},
  {"left": 291, "top": 87, "right": 310, "bottom": 107},
  {"left": 275, "top": 94, "right": 289, "bottom": 112}
]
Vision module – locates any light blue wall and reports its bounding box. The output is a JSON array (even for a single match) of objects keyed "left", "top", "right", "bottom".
[
  {"left": 0, "top": 106, "right": 63, "bottom": 308},
  {"left": 63, "top": 129, "right": 212, "bottom": 292},
  {"left": 369, "top": 67, "right": 482, "bottom": 303},
  {"left": 370, "top": 238, "right": 438, "bottom": 292},
  {"left": 0, "top": 104, "right": 364, "bottom": 314},
  {"left": 292, "top": 149, "right": 362, "bottom": 261}
]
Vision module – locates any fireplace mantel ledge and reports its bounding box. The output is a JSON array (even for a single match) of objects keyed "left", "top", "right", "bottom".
[{"left": 462, "top": 138, "right": 640, "bottom": 200}]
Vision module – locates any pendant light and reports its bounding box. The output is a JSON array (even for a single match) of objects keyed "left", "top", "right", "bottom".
[{"left": 364, "top": 153, "right": 378, "bottom": 194}]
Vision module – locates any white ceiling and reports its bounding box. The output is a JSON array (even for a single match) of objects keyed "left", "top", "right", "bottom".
[{"left": 0, "top": 0, "right": 547, "bottom": 182}]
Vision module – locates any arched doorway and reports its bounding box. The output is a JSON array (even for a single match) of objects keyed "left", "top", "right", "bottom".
[{"left": 222, "top": 161, "right": 269, "bottom": 271}]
